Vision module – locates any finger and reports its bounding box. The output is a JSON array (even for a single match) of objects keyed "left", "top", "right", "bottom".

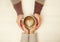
[
  {"left": 34, "top": 14, "right": 41, "bottom": 29},
  {"left": 16, "top": 15, "right": 23, "bottom": 28},
  {"left": 21, "top": 20, "right": 28, "bottom": 34}
]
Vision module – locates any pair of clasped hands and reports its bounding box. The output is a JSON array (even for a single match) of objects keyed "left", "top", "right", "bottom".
[{"left": 16, "top": 13, "right": 41, "bottom": 34}]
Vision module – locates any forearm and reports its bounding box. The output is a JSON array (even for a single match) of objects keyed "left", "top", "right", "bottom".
[
  {"left": 34, "top": 2, "right": 43, "bottom": 15},
  {"left": 13, "top": 1, "right": 23, "bottom": 15},
  {"left": 13, "top": 1, "right": 43, "bottom": 15}
]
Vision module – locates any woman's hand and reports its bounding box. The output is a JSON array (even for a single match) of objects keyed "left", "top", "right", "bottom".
[
  {"left": 16, "top": 14, "right": 41, "bottom": 34},
  {"left": 16, "top": 15, "right": 23, "bottom": 28}
]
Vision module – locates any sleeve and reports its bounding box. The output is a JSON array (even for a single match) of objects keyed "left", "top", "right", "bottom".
[
  {"left": 13, "top": 2, "right": 23, "bottom": 15},
  {"left": 21, "top": 33, "right": 37, "bottom": 42},
  {"left": 13, "top": 1, "right": 43, "bottom": 15},
  {"left": 34, "top": 2, "right": 43, "bottom": 15}
]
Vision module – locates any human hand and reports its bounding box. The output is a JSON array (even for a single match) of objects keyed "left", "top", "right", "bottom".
[{"left": 16, "top": 14, "right": 41, "bottom": 34}]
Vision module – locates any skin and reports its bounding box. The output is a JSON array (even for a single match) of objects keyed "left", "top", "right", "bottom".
[{"left": 16, "top": 13, "right": 41, "bottom": 34}]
